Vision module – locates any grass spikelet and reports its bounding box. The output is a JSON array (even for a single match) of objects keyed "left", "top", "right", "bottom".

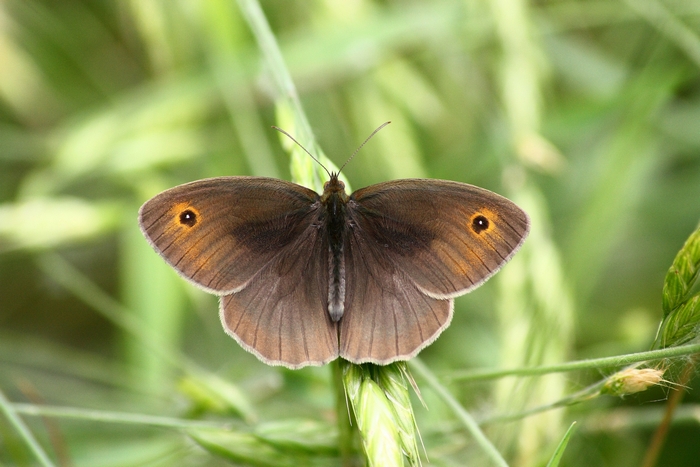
[
  {"left": 662, "top": 226, "right": 700, "bottom": 315},
  {"left": 342, "top": 361, "right": 421, "bottom": 466},
  {"left": 601, "top": 368, "right": 667, "bottom": 396},
  {"left": 374, "top": 363, "right": 422, "bottom": 466},
  {"left": 357, "top": 378, "right": 403, "bottom": 466},
  {"left": 655, "top": 225, "right": 700, "bottom": 348}
]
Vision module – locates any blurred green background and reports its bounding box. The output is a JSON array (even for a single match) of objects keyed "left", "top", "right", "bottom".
[{"left": 1, "top": 0, "right": 699, "bottom": 466}]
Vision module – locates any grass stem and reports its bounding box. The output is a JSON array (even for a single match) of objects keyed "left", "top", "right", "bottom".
[
  {"left": 410, "top": 359, "right": 509, "bottom": 467},
  {"left": 0, "top": 389, "right": 56, "bottom": 467},
  {"left": 445, "top": 343, "right": 700, "bottom": 382}
]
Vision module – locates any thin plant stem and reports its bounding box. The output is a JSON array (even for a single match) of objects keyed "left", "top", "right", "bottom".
[
  {"left": 480, "top": 381, "right": 605, "bottom": 425},
  {"left": 445, "top": 343, "right": 700, "bottom": 382},
  {"left": 0, "top": 389, "right": 56, "bottom": 467},
  {"left": 236, "top": 0, "right": 314, "bottom": 144},
  {"left": 236, "top": 0, "right": 333, "bottom": 192},
  {"left": 14, "top": 381, "right": 71, "bottom": 467},
  {"left": 333, "top": 361, "right": 359, "bottom": 467},
  {"left": 10, "top": 403, "right": 232, "bottom": 431},
  {"left": 410, "top": 358, "right": 509, "bottom": 467}
]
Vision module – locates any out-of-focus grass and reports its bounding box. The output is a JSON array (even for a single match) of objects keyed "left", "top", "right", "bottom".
[{"left": 1, "top": 0, "right": 700, "bottom": 466}]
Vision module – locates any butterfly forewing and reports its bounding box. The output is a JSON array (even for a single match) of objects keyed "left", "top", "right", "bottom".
[
  {"left": 349, "top": 179, "right": 530, "bottom": 298},
  {"left": 138, "top": 177, "right": 320, "bottom": 295}
]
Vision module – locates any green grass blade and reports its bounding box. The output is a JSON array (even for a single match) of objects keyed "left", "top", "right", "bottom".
[
  {"left": 410, "top": 359, "right": 509, "bottom": 467},
  {"left": 545, "top": 422, "right": 577, "bottom": 467},
  {"left": 0, "top": 389, "right": 56, "bottom": 467}
]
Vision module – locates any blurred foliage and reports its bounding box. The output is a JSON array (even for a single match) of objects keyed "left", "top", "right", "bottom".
[{"left": 1, "top": 0, "right": 700, "bottom": 466}]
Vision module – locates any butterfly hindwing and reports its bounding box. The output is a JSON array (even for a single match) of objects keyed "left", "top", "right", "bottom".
[
  {"left": 339, "top": 224, "right": 453, "bottom": 363},
  {"left": 220, "top": 226, "right": 338, "bottom": 368}
]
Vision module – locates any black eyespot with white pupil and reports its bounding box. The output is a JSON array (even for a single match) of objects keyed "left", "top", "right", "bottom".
[
  {"left": 471, "top": 215, "right": 489, "bottom": 234},
  {"left": 179, "top": 209, "right": 197, "bottom": 227}
]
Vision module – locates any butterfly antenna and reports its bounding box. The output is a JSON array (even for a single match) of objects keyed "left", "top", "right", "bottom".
[
  {"left": 338, "top": 121, "right": 391, "bottom": 173},
  {"left": 272, "top": 126, "right": 331, "bottom": 178}
]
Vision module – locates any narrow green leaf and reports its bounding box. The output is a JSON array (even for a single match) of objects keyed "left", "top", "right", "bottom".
[
  {"left": 189, "top": 427, "right": 336, "bottom": 467},
  {"left": 0, "top": 390, "right": 56, "bottom": 467},
  {"left": 189, "top": 429, "right": 293, "bottom": 467},
  {"left": 410, "top": 358, "right": 509, "bottom": 467},
  {"left": 0, "top": 198, "right": 121, "bottom": 250},
  {"left": 545, "top": 422, "right": 577, "bottom": 467},
  {"left": 178, "top": 373, "right": 256, "bottom": 423},
  {"left": 254, "top": 419, "right": 338, "bottom": 455}
]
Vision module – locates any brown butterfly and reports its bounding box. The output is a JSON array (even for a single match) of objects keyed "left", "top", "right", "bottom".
[{"left": 139, "top": 134, "right": 529, "bottom": 369}]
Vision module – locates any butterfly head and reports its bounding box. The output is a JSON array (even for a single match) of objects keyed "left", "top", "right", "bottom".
[{"left": 321, "top": 172, "right": 349, "bottom": 203}]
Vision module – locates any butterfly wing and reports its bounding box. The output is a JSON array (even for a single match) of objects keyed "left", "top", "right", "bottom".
[
  {"left": 220, "top": 230, "right": 338, "bottom": 368},
  {"left": 139, "top": 176, "right": 319, "bottom": 294},
  {"left": 339, "top": 179, "right": 529, "bottom": 363},
  {"left": 139, "top": 176, "right": 338, "bottom": 368},
  {"left": 340, "top": 228, "right": 453, "bottom": 363}
]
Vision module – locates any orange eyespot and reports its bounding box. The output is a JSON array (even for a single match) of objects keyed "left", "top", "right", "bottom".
[{"left": 170, "top": 203, "right": 200, "bottom": 230}]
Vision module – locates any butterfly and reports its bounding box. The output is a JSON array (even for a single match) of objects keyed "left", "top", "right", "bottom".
[{"left": 139, "top": 131, "right": 529, "bottom": 369}]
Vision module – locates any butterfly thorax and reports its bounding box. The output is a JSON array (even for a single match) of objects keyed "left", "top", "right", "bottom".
[{"left": 320, "top": 174, "right": 349, "bottom": 322}]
